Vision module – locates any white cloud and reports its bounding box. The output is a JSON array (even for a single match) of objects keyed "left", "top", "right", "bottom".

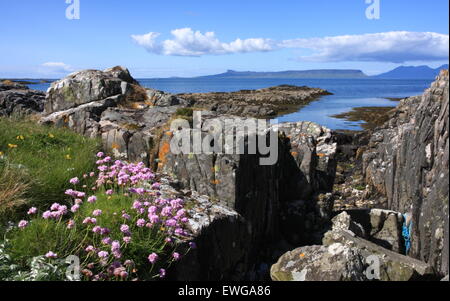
[
  {"left": 41, "top": 62, "right": 74, "bottom": 73},
  {"left": 280, "top": 31, "right": 449, "bottom": 63},
  {"left": 131, "top": 28, "right": 274, "bottom": 56},
  {"left": 131, "top": 29, "right": 449, "bottom": 63}
]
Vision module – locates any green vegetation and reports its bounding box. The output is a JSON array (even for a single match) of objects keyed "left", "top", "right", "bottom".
[{"left": 0, "top": 117, "right": 100, "bottom": 227}]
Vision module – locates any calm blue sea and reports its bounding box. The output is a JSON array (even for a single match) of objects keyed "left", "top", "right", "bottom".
[{"left": 29, "top": 78, "right": 432, "bottom": 130}]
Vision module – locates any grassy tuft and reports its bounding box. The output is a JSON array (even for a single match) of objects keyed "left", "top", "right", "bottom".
[{"left": 0, "top": 117, "right": 100, "bottom": 220}]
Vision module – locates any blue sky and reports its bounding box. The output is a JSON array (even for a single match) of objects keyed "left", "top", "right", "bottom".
[{"left": 0, "top": 0, "right": 448, "bottom": 78}]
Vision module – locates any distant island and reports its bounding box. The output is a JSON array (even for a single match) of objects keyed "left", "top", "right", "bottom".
[
  {"left": 195, "top": 69, "right": 368, "bottom": 79},
  {"left": 372, "top": 64, "right": 449, "bottom": 79},
  {"left": 190, "top": 64, "right": 449, "bottom": 80}
]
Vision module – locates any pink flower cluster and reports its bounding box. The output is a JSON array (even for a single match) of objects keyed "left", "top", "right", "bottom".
[
  {"left": 42, "top": 203, "right": 68, "bottom": 220},
  {"left": 20, "top": 152, "right": 194, "bottom": 281},
  {"left": 94, "top": 155, "right": 155, "bottom": 189}
]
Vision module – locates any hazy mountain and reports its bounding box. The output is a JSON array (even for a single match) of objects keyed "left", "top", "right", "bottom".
[
  {"left": 196, "top": 69, "right": 368, "bottom": 79},
  {"left": 373, "top": 64, "right": 449, "bottom": 79}
]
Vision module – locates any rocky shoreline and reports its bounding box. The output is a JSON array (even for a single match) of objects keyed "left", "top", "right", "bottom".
[
  {"left": 177, "top": 85, "right": 332, "bottom": 118},
  {"left": 0, "top": 66, "right": 448, "bottom": 281}
]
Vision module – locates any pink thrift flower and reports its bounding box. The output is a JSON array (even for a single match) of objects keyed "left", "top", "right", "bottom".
[
  {"left": 27, "top": 207, "right": 37, "bottom": 215},
  {"left": 85, "top": 245, "right": 95, "bottom": 252},
  {"left": 132, "top": 200, "right": 142, "bottom": 210},
  {"left": 106, "top": 189, "right": 113, "bottom": 196},
  {"left": 122, "top": 213, "right": 131, "bottom": 220},
  {"left": 100, "top": 227, "right": 110, "bottom": 235},
  {"left": 18, "top": 220, "right": 28, "bottom": 229},
  {"left": 159, "top": 268, "right": 166, "bottom": 278},
  {"left": 123, "top": 236, "right": 131, "bottom": 244},
  {"left": 102, "top": 237, "right": 112, "bottom": 245},
  {"left": 189, "top": 242, "right": 197, "bottom": 249},
  {"left": 111, "top": 241, "right": 120, "bottom": 251},
  {"left": 172, "top": 252, "right": 180, "bottom": 261},
  {"left": 93, "top": 209, "right": 102, "bottom": 216},
  {"left": 67, "top": 220, "right": 75, "bottom": 229},
  {"left": 96, "top": 152, "right": 104, "bottom": 158},
  {"left": 76, "top": 191, "right": 86, "bottom": 198},
  {"left": 45, "top": 251, "right": 57, "bottom": 259},
  {"left": 87, "top": 196, "right": 97, "bottom": 203},
  {"left": 50, "top": 203, "right": 61, "bottom": 211},
  {"left": 148, "top": 253, "right": 158, "bottom": 264},
  {"left": 71, "top": 204, "right": 80, "bottom": 213},
  {"left": 149, "top": 214, "right": 160, "bottom": 224},
  {"left": 42, "top": 211, "right": 52, "bottom": 219},
  {"left": 136, "top": 219, "right": 146, "bottom": 228},
  {"left": 92, "top": 226, "right": 102, "bottom": 234},
  {"left": 69, "top": 177, "right": 79, "bottom": 185},
  {"left": 148, "top": 206, "right": 157, "bottom": 215},
  {"left": 98, "top": 251, "right": 109, "bottom": 259},
  {"left": 120, "top": 224, "right": 130, "bottom": 233},
  {"left": 165, "top": 219, "right": 177, "bottom": 227}
]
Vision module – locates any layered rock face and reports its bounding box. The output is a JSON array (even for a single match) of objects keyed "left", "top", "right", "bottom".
[
  {"left": 0, "top": 82, "right": 45, "bottom": 116},
  {"left": 363, "top": 70, "right": 449, "bottom": 276},
  {"left": 157, "top": 114, "right": 338, "bottom": 254}
]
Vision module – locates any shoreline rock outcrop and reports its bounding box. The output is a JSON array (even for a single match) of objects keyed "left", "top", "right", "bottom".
[
  {"left": 0, "top": 82, "right": 45, "bottom": 117},
  {"left": 177, "top": 85, "right": 332, "bottom": 118}
]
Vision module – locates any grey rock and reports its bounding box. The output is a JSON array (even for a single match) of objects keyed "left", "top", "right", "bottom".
[
  {"left": 270, "top": 244, "right": 367, "bottom": 281},
  {"left": 44, "top": 66, "right": 144, "bottom": 114},
  {"left": 0, "top": 85, "right": 45, "bottom": 116},
  {"left": 363, "top": 69, "right": 449, "bottom": 275},
  {"left": 369, "top": 209, "right": 404, "bottom": 253},
  {"left": 331, "top": 211, "right": 367, "bottom": 238},
  {"left": 146, "top": 88, "right": 191, "bottom": 107},
  {"left": 323, "top": 229, "right": 434, "bottom": 281}
]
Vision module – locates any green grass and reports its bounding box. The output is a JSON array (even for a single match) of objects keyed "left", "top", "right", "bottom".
[{"left": 0, "top": 117, "right": 100, "bottom": 224}]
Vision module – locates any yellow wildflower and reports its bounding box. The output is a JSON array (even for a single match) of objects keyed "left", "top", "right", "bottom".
[
  {"left": 49, "top": 133, "right": 55, "bottom": 138},
  {"left": 8, "top": 144, "right": 18, "bottom": 148},
  {"left": 65, "top": 154, "right": 72, "bottom": 160}
]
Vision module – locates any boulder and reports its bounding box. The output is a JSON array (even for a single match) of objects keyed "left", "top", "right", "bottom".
[
  {"left": 331, "top": 211, "right": 367, "bottom": 238},
  {"left": 323, "top": 229, "right": 435, "bottom": 281},
  {"left": 270, "top": 244, "right": 367, "bottom": 281},
  {"left": 369, "top": 209, "right": 404, "bottom": 253},
  {"left": 44, "top": 66, "right": 145, "bottom": 114},
  {"left": 146, "top": 88, "right": 191, "bottom": 107}
]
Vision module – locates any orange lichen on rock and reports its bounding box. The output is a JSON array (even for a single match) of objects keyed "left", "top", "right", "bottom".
[{"left": 158, "top": 141, "right": 171, "bottom": 166}]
